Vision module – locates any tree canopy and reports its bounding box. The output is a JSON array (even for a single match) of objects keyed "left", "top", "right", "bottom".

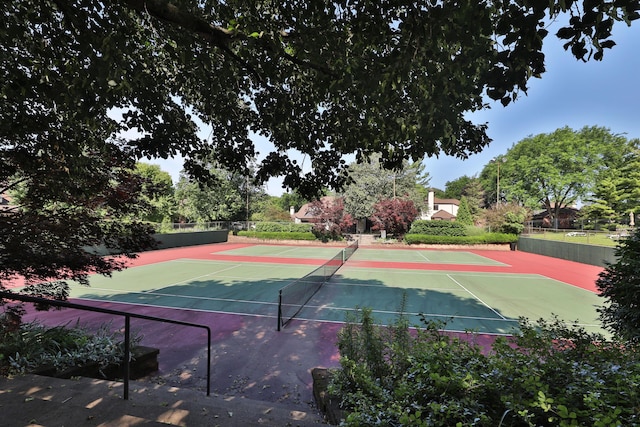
[
  {"left": 585, "top": 140, "right": 640, "bottom": 222},
  {"left": 134, "top": 162, "right": 175, "bottom": 223},
  {"left": 2, "top": 1, "right": 639, "bottom": 298},
  {"left": 341, "top": 155, "right": 428, "bottom": 219},
  {"left": 492, "top": 126, "right": 631, "bottom": 222},
  {"left": 174, "top": 164, "right": 259, "bottom": 222},
  {"left": 3, "top": 1, "right": 638, "bottom": 197}
]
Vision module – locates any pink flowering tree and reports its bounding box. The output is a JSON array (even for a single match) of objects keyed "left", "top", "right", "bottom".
[
  {"left": 370, "top": 198, "right": 419, "bottom": 238},
  {"left": 309, "top": 197, "right": 355, "bottom": 241}
]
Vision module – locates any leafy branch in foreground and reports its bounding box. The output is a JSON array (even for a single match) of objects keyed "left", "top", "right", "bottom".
[{"left": 4, "top": 1, "right": 639, "bottom": 197}]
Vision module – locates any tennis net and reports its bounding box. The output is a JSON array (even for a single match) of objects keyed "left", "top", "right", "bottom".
[
  {"left": 277, "top": 240, "right": 358, "bottom": 330},
  {"left": 343, "top": 238, "right": 358, "bottom": 262}
]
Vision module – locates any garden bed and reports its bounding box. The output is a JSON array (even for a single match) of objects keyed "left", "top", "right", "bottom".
[{"left": 32, "top": 346, "right": 159, "bottom": 381}]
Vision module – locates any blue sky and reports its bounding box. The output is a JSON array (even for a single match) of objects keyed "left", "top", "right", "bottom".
[
  {"left": 424, "top": 21, "right": 640, "bottom": 190},
  {"left": 156, "top": 21, "right": 640, "bottom": 195}
]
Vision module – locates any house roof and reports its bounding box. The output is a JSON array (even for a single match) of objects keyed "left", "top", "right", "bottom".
[
  {"left": 434, "top": 198, "right": 459, "bottom": 205},
  {"left": 431, "top": 210, "right": 456, "bottom": 220},
  {"left": 293, "top": 196, "right": 336, "bottom": 220},
  {"left": 293, "top": 203, "right": 315, "bottom": 220},
  {"left": 531, "top": 207, "right": 579, "bottom": 220}
]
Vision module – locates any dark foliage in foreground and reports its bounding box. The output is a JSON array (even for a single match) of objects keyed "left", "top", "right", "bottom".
[{"left": 331, "top": 309, "right": 640, "bottom": 426}]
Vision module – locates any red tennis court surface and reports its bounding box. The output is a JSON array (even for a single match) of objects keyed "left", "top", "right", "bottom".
[
  {"left": 18, "top": 242, "right": 605, "bottom": 411},
  {"left": 126, "top": 242, "right": 603, "bottom": 292}
]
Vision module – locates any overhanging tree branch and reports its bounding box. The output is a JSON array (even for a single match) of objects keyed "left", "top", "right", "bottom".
[
  {"left": 123, "top": 0, "right": 236, "bottom": 46},
  {"left": 122, "top": 0, "right": 337, "bottom": 79}
]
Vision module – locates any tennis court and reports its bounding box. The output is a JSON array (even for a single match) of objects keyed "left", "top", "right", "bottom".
[{"left": 65, "top": 242, "right": 606, "bottom": 336}]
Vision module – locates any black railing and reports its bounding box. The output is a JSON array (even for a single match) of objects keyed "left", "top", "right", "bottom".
[{"left": 0, "top": 291, "right": 211, "bottom": 400}]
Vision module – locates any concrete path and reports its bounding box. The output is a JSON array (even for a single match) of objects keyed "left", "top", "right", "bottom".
[{"left": 0, "top": 374, "right": 326, "bottom": 427}]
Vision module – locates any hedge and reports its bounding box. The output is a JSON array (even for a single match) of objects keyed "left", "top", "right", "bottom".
[
  {"left": 253, "top": 222, "right": 313, "bottom": 233},
  {"left": 404, "top": 233, "right": 517, "bottom": 245},
  {"left": 237, "top": 231, "right": 317, "bottom": 240},
  {"left": 407, "top": 220, "right": 468, "bottom": 236}
]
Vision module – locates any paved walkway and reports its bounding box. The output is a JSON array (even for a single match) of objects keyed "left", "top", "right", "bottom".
[{"left": 0, "top": 374, "right": 326, "bottom": 426}]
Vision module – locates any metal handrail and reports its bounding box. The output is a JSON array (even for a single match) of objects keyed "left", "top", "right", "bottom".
[{"left": 0, "top": 291, "right": 211, "bottom": 399}]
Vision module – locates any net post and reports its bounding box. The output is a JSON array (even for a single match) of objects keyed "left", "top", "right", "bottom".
[
  {"left": 342, "top": 249, "right": 346, "bottom": 264},
  {"left": 277, "top": 290, "right": 282, "bottom": 331}
]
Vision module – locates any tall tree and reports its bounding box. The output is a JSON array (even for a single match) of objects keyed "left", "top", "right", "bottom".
[
  {"left": 174, "top": 169, "right": 244, "bottom": 222},
  {"left": 342, "top": 155, "right": 427, "bottom": 220},
  {"left": 444, "top": 176, "right": 473, "bottom": 200},
  {"left": 0, "top": 145, "right": 156, "bottom": 298},
  {"left": 497, "top": 127, "right": 624, "bottom": 225},
  {"left": 443, "top": 175, "right": 484, "bottom": 219},
  {"left": 585, "top": 141, "right": 640, "bottom": 223},
  {"left": 460, "top": 177, "right": 486, "bottom": 218},
  {"left": 134, "top": 163, "right": 175, "bottom": 223},
  {"left": 455, "top": 196, "right": 474, "bottom": 226},
  {"left": 277, "top": 191, "right": 310, "bottom": 215}
]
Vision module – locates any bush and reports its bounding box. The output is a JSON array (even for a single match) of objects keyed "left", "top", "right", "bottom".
[
  {"left": 330, "top": 310, "right": 640, "bottom": 426},
  {"left": 237, "top": 231, "right": 317, "bottom": 240},
  {"left": 597, "top": 227, "right": 640, "bottom": 342},
  {"left": 0, "top": 318, "right": 141, "bottom": 376},
  {"left": 404, "top": 233, "right": 517, "bottom": 245},
  {"left": 485, "top": 203, "right": 528, "bottom": 235},
  {"left": 407, "top": 220, "right": 468, "bottom": 236},
  {"left": 253, "top": 222, "right": 312, "bottom": 233}
]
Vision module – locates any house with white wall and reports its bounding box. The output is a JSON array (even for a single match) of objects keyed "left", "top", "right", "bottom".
[{"left": 421, "top": 191, "right": 459, "bottom": 221}]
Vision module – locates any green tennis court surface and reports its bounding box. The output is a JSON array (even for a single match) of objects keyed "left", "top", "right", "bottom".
[
  {"left": 219, "top": 245, "right": 506, "bottom": 265},
  {"left": 68, "top": 259, "right": 317, "bottom": 318},
  {"left": 348, "top": 248, "right": 507, "bottom": 265},
  {"left": 65, "top": 245, "right": 605, "bottom": 336},
  {"left": 218, "top": 245, "right": 348, "bottom": 259},
  {"left": 296, "top": 268, "right": 603, "bottom": 335}
]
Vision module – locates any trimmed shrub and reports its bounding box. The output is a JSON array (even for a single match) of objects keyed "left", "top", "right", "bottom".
[
  {"left": 407, "top": 220, "right": 468, "bottom": 236},
  {"left": 404, "top": 233, "right": 517, "bottom": 245},
  {"left": 237, "top": 231, "right": 316, "bottom": 241},
  {"left": 253, "top": 222, "right": 312, "bottom": 233}
]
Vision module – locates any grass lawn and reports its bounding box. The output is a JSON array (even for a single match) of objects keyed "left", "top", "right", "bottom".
[{"left": 523, "top": 230, "right": 625, "bottom": 247}]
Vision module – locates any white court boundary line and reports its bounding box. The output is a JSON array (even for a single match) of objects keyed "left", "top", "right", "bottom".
[
  {"left": 290, "top": 301, "right": 513, "bottom": 323},
  {"left": 446, "top": 273, "right": 507, "bottom": 320},
  {"left": 73, "top": 286, "right": 279, "bottom": 307},
  {"left": 170, "top": 258, "right": 319, "bottom": 270},
  {"left": 334, "top": 266, "right": 534, "bottom": 279},
  {"left": 290, "top": 303, "right": 602, "bottom": 330},
  {"left": 72, "top": 297, "right": 279, "bottom": 320},
  {"left": 416, "top": 251, "right": 431, "bottom": 262}
]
